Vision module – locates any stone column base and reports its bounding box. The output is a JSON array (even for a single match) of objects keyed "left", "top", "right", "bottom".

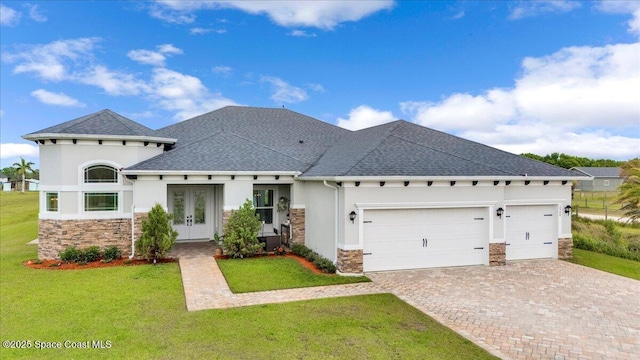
[
  {"left": 558, "top": 237, "right": 573, "bottom": 259},
  {"left": 489, "top": 243, "right": 506, "bottom": 266},
  {"left": 289, "top": 208, "right": 305, "bottom": 246},
  {"left": 337, "top": 248, "right": 363, "bottom": 274}
]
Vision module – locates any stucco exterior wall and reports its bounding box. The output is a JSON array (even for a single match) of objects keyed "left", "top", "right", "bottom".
[{"left": 300, "top": 181, "right": 336, "bottom": 261}]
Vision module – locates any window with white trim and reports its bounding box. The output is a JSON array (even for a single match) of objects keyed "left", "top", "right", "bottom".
[
  {"left": 253, "top": 189, "right": 274, "bottom": 224},
  {"left": 84, "top": 192, "right": 118, "bottom": 211},
  {"left": 46, "top": 192, "right": 58, "bottom": 212},
  {"left": 84, "top": 165, "right": 118, "bottom": 183},
  {"left": 603, "top": 180, "right": 610, "bottom": 187}
]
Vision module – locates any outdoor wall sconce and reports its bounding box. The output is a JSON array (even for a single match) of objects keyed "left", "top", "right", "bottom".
[
  {"left": 564, "top": 205, "right": 572, "bottom": 215},
  {"left": 496, "top": 207, "right": 504, "bottom": 218},
  {"left": 349, "top": 211, "right": 357, "bottom": 223}
]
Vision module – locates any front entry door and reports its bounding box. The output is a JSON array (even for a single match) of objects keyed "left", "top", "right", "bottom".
[{"left": 169, "top": 187, "right": 211, "bottom": 241}]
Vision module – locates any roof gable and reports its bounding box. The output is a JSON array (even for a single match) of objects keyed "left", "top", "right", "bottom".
[{"left": 571, "top": 167, "right": 621, "bottom": 177}]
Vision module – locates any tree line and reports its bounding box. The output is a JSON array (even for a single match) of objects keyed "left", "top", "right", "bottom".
[{"left": 521, "top": 153, "right": 625, "bottom": 169}]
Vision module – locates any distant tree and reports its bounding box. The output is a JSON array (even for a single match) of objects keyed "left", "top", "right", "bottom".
[
  {"left": 521, "top": 153, "right": 624, "bottom": 169},
  {"left": 1, "top": 167, "right": 17, "bottom": 181},
  {"left": 12, "top": 158, "right": 35, "bottom": 192},
  {"left": 614, "top": 159, "right": 640, "bottom": 223}
]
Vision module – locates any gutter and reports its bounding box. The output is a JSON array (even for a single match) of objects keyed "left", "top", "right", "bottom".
[
  {"left": 323, "top": 181, "right": 339, "bottom": 264},
  {"left": 130, "top": 204, "right": 136, "bottom": 259}
]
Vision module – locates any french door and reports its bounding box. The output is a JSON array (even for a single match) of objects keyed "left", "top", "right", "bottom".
[{"left": 169, "top": 187, "right": 211, "bottom": 241}]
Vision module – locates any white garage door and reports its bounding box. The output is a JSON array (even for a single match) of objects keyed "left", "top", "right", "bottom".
[
  {"left": 506, "top": 205, "right": 557, "bottom": 260},
  {"left": 363, "top": 208, "right": 488, "bottom": 272}
]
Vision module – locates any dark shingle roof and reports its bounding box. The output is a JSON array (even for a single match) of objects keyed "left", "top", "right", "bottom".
[
  {"left": 302, "top": 120, "right": 581, "bottom": 178},
  {"left": 23, "top": 109, "right": 168, "bottom": 140},
  {"left": 128, "top": 106, "right": 347, "bottom": 172},
  {"left": 572, "top": 167, "right": 621, "bottom": 177}
]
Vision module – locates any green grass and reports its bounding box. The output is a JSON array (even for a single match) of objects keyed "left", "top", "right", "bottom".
[
  {"left": 572, "top": 216, "right": 640, "bottom": 261},
  {"left": 0, "top": 192, "right": 496, "bottom": 359},
  {"left": 217, "top": 256, "right": 370, "bottom": 293},
  {"left": 572, "top": 190, "right": 624, "bottom": 216},
  {"left": 567, "top": 249, "right": 640, "bottom": 280}
]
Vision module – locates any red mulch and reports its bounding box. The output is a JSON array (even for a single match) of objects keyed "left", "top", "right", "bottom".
[
  {"left": 23, "top": 258, "right": 176, "bottom": 270},
  {"left": 214, "top": 253, "right": 324, "bottom": 274}
]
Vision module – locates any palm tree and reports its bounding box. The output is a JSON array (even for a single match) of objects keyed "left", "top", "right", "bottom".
[
  {"left": 614, "top": 159, "right": 640, "bottom": 223},
  {"left": 12, "top": 158, "right": 35, "bottom": 193}
]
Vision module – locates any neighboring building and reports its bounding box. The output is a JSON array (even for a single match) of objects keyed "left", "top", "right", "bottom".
[
  {"left": 23, "top": 107, "right": 587, "bottom": 273},
  {"left": 1, "top": 176, "right": 10, "bottom": 192},
  {"left": 571, "top": 167, "right": 622, "bottom": 192}
]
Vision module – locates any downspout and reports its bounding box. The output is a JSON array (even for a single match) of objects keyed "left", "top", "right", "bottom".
[
  {"left": 130, "top": 204, "right": 136, "bottom": 259},
  {"left": 323, "top": 181, "right": 339, "bottom": 263}
]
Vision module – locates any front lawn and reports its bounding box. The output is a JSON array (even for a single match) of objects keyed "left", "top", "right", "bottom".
[
  {"left": 567, "top": 248, "right": 640, "bottom": 280},
  {"left": 217, "top": 256, "right": 370, "bottom": 293},
  {"left": 0, "top": 192, "right": 497, "bottom": 359}
]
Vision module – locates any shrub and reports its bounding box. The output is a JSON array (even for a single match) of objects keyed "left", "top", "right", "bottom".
[
  {"left": 80, "top": 246, "right": 101, "bottom": 262},
  {"left": 59, "top": 246, "right": 82, "bottom": 263},
  {"left": 222, "top": 199, "right": 263, "bottom": 258},
  {"left": 290, "top": 244, "right": 336, "bottom": 273},
  {"left": 135, "top": 203, "right": 178, "bottom": 263},
  {"left": 102, "top": 245, "right": 122, "bottom": 262}
]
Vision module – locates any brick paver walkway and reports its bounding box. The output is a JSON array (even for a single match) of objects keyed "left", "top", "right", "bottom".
[
  {"left": 175, "top": 243, "right": 639, "bottom": 360},
  {"left": 369, "top": 260, "right": 640, "bottom": 360}
]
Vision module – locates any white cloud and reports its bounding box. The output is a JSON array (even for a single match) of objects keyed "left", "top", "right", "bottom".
[
  {"left": 127, "top": 44, "right": 183, "bottom": 66},
  {"left": 451, "top": 10, "right": 465, "bottom": 20},
  {"left": 509, "top": 0, "right": 581, "bottom": 20},
  {"left": 152, "top": 0, "right": 394, "bottom": 30},
  {"left": 78, "top": 65, "right": 149, "bottom": 96},
  {"left": 307, "top": 83, "right": 325, "bottom": 92},
  {"left": 150, "top": 68, "right": 238, "bottom": 120},
  {"left": 399, "top": 42, "right": 640, "bottom": 159},
  {"left": 27, "top": 4, "right": 47, "bottom": 22},
  {"left": 212, "top": 66, "right": 233, "bottom": 77},
  {"left": 0, "top": 4, "right": 21, "bottom": 26},
  {"left": 289, "top": 29, "right": 317, "bottom": 37},
  {"left": 190, "top": 27, "right": 213, "bottom": 35},
  {"left": 4, "top": 37, "right": 99, "bottom": 81},
  {"left": 0, "top": 143, "right": 39, "bottom": 159},
  {"left": 31, "top": 89, "right": 85, "bottom": 107},
  {"left": 260, "top": 76, "right": 308, "bottom": 104},
  {"left": 596, "top": 1, "right": 640, "bottom": 37},
  {"left": 336, "top": 105, "right": 397, "bottom": 131}
]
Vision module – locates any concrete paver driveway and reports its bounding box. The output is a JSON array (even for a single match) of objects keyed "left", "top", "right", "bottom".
[{"left": 368, "top": 260, "right": 640, "bottom": 360}]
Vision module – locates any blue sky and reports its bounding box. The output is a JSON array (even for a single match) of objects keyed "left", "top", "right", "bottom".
[{"left": 1, "top": 1, "right": 639, "bottom": 169}]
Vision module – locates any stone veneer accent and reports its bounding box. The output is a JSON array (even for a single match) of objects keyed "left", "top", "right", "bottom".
[
  {"left": 558, "top": 237, "right": 573, "bottom": 259},
  {"left": 489, "top": 243, "right": 506, "bottom": 266},
  {"left": 38, "top": 213, "right": 148, "bottom": 260},
  {"left": 222, "top": 210, "right": 232, "bottom": 229},
  {"left": 289, "top": 208, "right": 305, "bottom": 246},
  {"left": 337, "top": 248, "right": 364, "bottom": 274}
]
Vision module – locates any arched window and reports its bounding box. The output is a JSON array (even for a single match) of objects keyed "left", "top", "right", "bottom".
[{"left": 84, "top": 165, "right": 118, "bottom": 183}]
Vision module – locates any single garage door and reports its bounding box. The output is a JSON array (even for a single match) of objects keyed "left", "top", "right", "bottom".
[
  {"left": 363, "top": 208, "right": 488, "bottom": 272},
  {"left": 506, "top": 205, "right": 557, "bottom": 260}
]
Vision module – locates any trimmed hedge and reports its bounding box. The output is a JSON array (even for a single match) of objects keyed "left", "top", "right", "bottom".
[
  {"left": 58, "top": 245, "right": 123, "bottom": 264},
  {"left": 290, "top": 244, "right": 337, "bottom": 273}
]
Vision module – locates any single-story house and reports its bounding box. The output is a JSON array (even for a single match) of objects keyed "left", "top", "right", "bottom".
[
  {"left": 571, "top": 167, "right": 622, "bottom": 192},
  {"left": 1, "top": 176, "right": 10, "bottom": 192},
  {"left": 24, "top": 106, "right": 587, "bottom": 273}
]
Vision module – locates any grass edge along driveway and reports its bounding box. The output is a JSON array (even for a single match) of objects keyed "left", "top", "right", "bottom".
[
  {"left": 567, "top": 248, "right": 640, "bottom": 280},
  {"left": 0, "top": 192, "right": 497, "bottom": 359}
]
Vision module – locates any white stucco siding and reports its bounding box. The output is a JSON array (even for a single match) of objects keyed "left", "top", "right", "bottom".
[
  {"left": 340, "top": 181, "right": 504, "bottom": 248},
  {"left": 301, "top": 181, "right": 337, "bottom": 262},
  {"left": 223, "top": 179, "right": 253, "bottom": 210}
]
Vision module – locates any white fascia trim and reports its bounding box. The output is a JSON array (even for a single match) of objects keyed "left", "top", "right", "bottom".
[
  {"left": 39, "top": 185, "right": 133, "bottom": 192},
  {"left": 504, "top": 199, "right": 567, "bottom": 205},
  {"left": 355, "top": 201, "right": 498, "bottom": 210},
  {"left": 121, "top": 170, "right": 301, "bottom": 176},
  {"left": 337, "top": 243, "right": 362, "bottom": 251},
  {"left": 23, "top": 133, "right": 176, "bottom": 144},
  {"left": 289, "top": 204, "right": 306, "bottom": 209},
  {"left": 299, "top": 175, "right": 591, "bottom": 181},
  {"left": 559, "top": 233, "right": 573, "bottom": 238}
]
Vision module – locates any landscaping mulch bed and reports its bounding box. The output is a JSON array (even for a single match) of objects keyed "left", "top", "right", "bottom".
[{"left": 24, "top": 258, "right": 176, "bottom": 270}]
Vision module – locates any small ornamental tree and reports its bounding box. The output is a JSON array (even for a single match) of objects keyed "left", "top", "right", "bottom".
[
  {"left": 135, "top": 203, "right": 178, "bottom": 263},
  {"left": 223, "top": 199, "right": 262, "bottom": 258}
]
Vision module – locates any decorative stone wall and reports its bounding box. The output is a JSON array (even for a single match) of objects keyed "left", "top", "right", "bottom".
[
  {"left": 222, "top": 210, "right": 232, "bottom": 229},
  {"left": 489, "top": 243, "right": 506, "bottom": 266},
  {"left": 289, "top": 208, "right": 305, "bottom": 246},
  {"left": 38, "top": 214, "right": 147, "bottom": 260},
  {"left": 337, "top": 249, "right": 364, "bottom": 274},
  {"left": 558, "top": 237, "right": 573, "bottom": 259}
]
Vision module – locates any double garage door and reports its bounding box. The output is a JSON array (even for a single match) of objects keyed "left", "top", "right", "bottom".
[
  {"left": 362, "top": 205, "right": 558, "bottom": 272},
  {"left": 363, "top": 208, "right": 488, "bottom": 272}
]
